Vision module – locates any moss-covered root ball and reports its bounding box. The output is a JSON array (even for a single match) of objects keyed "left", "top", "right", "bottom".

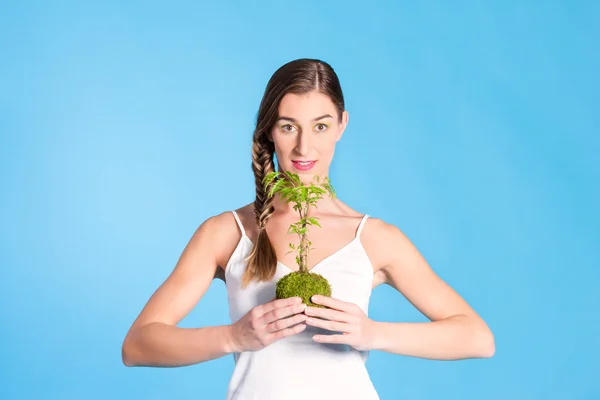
[{"left": 275, "top": 271, "right": 332, "bottom": 308}]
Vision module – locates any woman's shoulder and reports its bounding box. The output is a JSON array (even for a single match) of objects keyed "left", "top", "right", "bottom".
[
  {"left": 327, "top": 203, "right": 405, "bottom": 274},
  {"left": 362, "top": 214, "right": 396, "bottom": 233},
  {"left": 356, "top": 209, "right": 406, "bottom": 244},
  {"left": 195, "top": 206, "right": 252, "bottom": 270},
  {"left": 200, "top": 203, "right": 254, "bottom": 229},
  {"left": 359, "top": 213, "right": 416, "bottom": 273},
  {"left": 199, "top": 209, "right": 239, "bottom": 232},
  {"left": 334, "top": 200, "right": 389, "bottom": 230}
]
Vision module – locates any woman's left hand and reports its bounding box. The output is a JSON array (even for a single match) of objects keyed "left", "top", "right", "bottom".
[{"left": 305, "top": 295, "right": 378, "bottom": 351}]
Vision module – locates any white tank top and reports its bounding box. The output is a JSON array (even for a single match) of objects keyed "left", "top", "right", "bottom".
[{"left": 224, "top": 210, "right": 380, "bottom": 400}]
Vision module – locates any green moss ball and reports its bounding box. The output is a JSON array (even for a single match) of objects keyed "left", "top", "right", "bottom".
[{"left": 276, "top": 271, "right": 332, "bottom": 308}]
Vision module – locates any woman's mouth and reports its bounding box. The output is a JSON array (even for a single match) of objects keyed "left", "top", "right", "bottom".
[{"left": 292, "top": 160, "right": 316, "bottom": 171}]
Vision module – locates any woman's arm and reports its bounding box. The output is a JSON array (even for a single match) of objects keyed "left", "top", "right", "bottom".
[
  {"left": 121, "top": 212, "right": 239, "bottom": 367},
  {"left": 364, "top": 219, "right": 495, "bottom": 360},
  {"left": 371, "top": 315, "right": 493, "bottom": 360},
  {"left": 122, "top": 323, "right": 235, "bottom": 367}
]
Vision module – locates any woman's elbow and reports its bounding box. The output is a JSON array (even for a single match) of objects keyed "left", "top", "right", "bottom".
[
  {"left": 122, "top": 347, "right": 133, "bottom": 367},
  {"left": 475, "top": 324, "right": 495, "bottom": 358},
  {"left": 121, "top": 334, "right": 138, "bottom": 367}
]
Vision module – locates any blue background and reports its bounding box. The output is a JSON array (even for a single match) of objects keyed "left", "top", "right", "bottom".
[{"left": 1, "top": 1, "right": 599, "bottom": 399}]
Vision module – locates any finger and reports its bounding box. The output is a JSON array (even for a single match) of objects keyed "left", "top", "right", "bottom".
[
  {"left": 311, "top": 295, "right": 355, "bottom": 313},
  {"left": 304, "top": 306, "right": 356, "bottom": 323},
  {"left": 261, "top": 302, "right": 307, "bottom": 325},
  {"left": 258, "top": 296, "right": 303, "bottom": 316},
  {"left": 267, "top": 321, "right": 307, "bottom": 342},
  {"left": 266, "top": 313, "right": 307, "bottom": 333},
  {"left": 306, "top": 317, "right": 353, "bottom": 333},
  {"left": 313, "top": 333, "right": 349, "bottom": 344}
]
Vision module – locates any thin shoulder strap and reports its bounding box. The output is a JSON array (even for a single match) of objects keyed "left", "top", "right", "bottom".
[
  {"left": 231, "top": 210, "right": 246, "bottom": 236},
  {"left": 356, "top": 214, "right": 369, "bottom": 238}
]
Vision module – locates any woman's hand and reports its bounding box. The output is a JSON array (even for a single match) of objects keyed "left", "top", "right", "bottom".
[
  {"left": 305, "top": 295, "right": 378, "bottom": 351},
  {"left": 230, "top": 297, "right": 307, "bottom": 352}
]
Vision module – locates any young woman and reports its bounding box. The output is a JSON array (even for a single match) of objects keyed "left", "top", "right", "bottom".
[{"left": 121, "top": 58, "right": 495, "bottom": 400}]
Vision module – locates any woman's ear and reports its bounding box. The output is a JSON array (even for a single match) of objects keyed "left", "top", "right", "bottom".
[{"left": 337, "top": 110, "right": 349, "bottom": 141}]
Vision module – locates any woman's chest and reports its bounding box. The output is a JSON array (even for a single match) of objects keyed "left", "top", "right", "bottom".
[{"left": 226, "top": 246, "right": 374, "bottom": 322}]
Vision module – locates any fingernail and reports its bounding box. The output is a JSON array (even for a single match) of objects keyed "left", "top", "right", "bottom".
[{"left": 312, "top": 295, "right": 320, "bottom": 301}]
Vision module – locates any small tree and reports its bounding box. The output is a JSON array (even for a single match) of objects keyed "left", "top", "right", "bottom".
[{"left": 263, "top": 171, "right": 335, "bottom": 308}]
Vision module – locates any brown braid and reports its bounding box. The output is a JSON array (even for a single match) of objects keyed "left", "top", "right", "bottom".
[{"left": 242, "top": 133, "right": 278, "bottom": 287}]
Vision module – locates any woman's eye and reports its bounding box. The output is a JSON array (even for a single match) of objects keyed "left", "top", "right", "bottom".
[
  {"left": 315, "top": 123, "right": 328, "bottom": 132},
  {"left": 282, "top": 124, "right": 296, "bottom": 133}
]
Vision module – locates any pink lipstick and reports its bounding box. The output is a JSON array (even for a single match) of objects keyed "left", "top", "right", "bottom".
[{"left": 292, "top": 160, "right": 316, "bottom": 171}]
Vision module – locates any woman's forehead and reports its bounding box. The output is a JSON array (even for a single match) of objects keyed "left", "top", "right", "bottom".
[{"left": 278, "top": 91, "right": 336, "bottom": 120}]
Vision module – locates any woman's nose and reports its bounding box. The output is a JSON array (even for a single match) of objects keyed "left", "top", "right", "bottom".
[{"left": 295, "top": 132, "right": 311, "bottom": 156}]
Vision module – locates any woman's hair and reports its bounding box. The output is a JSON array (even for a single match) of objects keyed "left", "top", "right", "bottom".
[{"left": 242, "top": 58, "right": 346, "bottom": 287}]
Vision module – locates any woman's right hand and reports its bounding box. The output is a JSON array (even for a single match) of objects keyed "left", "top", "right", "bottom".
[{"left": 229, "top": 297, "right": 308, "bottom": 352}]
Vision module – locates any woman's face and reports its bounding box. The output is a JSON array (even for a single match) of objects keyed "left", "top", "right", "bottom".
[{"left": 269, "top": 90, "right": 349, "bottom": 184}]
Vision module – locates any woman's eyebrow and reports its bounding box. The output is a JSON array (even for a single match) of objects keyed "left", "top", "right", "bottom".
[{"left": 276, "top": 114, "right": 333, "bottom": 123}]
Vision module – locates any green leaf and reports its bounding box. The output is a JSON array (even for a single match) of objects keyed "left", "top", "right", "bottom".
[
  {"left": 310, "top": 186, "right": 325, "bottom": 195},
  {"left": 284, "top": 171, "right": 301, "bottom": 187},
  {"left": 307, "top": 217, "right": 321, "bottom": 228},
  {"left": 263, "top": 171, "right": 279, "bottom": 189},
  {"left": 268, "top": 178, "right": 286, "bottom": 197},
  {"left": 280, "top": 187, "right": 293, "bottom": 200},
  {"left": 301, "top": 186, "right": 308, "bottom": 201}
]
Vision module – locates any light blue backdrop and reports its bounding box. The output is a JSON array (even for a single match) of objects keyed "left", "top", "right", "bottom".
[{"left": 1, "top": 1, "right": 598, "bottom": 399}]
